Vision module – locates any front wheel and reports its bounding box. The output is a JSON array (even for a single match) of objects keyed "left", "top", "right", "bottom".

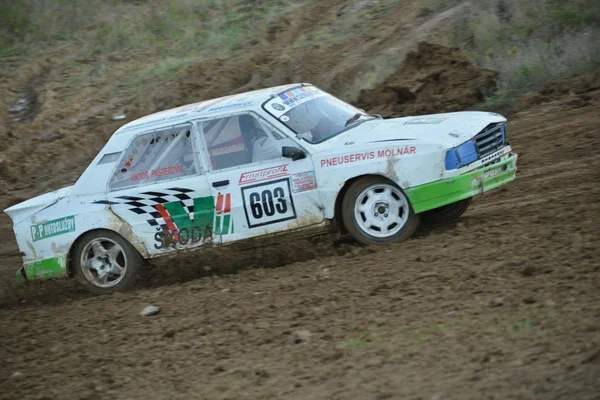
[
  {"left": 72, "top": 230, "right": 144, "bottom": 294},
  {"left": 341, "top": 176, "right": 420, "bottom": 245}
]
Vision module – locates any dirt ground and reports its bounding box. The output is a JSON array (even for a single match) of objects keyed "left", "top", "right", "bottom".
[
  {"left": 0, "top": 0, "right": 599, "bottom": 396},
  {"left": 357, "top": 42, "right": 499, "bottom": 117},
  {"left": 0, "top": 69, "right": 599, "bottom": 398}
]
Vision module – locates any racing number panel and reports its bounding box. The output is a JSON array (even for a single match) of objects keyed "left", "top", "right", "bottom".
[{"left": 241, "top": 178, "right": 297, "bottom": 228}]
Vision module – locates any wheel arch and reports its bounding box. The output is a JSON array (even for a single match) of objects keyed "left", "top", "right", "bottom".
[
  {"left": 66, "top": 227, "right": 148, "bottom": 277},
  {"left": 333, "top": 174, "right": 397, "bottom": 234}
]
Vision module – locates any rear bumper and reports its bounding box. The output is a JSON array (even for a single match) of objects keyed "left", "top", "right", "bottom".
[
  {"left": 405, "top": 152, "right": 518, "bottom": 214},
  {"left": 16, "top": 255, "right": 69, "bottom": 283}
]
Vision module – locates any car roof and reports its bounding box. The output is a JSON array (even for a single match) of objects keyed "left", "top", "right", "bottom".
[{"left": 114, "top": 83, "right": 307, "bottom": 136}]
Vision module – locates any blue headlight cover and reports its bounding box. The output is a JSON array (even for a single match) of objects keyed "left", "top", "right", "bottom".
[
  {"left": 456, "top": 140, "right": 478, "bottom": 165},
  {"left": 445, "top": 149, "right": 460, "bottom": 170},
  {"left": 445, "top": 140, "right": 479, "bottom": 170}
]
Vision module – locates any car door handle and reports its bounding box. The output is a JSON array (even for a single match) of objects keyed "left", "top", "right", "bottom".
[{"left": 212, "top": 180, "right": 229, "bottom": 188}]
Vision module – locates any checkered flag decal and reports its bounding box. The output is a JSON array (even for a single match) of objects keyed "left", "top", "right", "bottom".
[{"left": 94, "top": 187, "right": 196, "bottom": 231}]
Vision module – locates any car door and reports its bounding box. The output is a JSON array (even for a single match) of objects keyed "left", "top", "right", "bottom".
[
  {"left": 195, "top": 112, "right": 324, "bottom": 244},
  {"left": 105, "top": 123, "right": 216, "bottom": 255}
]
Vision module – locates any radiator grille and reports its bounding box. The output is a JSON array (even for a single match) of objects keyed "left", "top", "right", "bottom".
[{"left": 474, "top": 123, "right": 505, "bottom": 157}]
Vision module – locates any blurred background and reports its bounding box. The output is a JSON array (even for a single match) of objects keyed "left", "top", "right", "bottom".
[{"left": 1, "top": 1, "right": 599, "bottom": 399}]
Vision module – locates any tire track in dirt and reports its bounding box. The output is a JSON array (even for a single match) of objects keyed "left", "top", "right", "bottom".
[{"left": 1, "top": 80, "right": 599, "bottom": 399}]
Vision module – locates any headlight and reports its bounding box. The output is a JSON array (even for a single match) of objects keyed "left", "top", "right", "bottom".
[
  {"left": 445, "top": 148, "right": 460, "bottom": 170},
  {"left": 445, "top": 140, "right": 478, "bottom": 170}
]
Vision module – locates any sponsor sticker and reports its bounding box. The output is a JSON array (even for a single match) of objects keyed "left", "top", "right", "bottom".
[
  {"left": 291, "top": 171, "right": 317, "bottom": 193},
  {"left": 241, "top": 178, "right": 297, "bottom": 228},
  {"left": 130, "top": 165, "right": 184, "bottom": 182},
  {"left": 207, "top": 101, "right": 253, "bottom": 113},
  {"left": 280, "top": 115, "right": 290, "bottom": 122},
  {"left": 239, "top": 164, "right": 290, "bottom": 185},
  {"left": 484, "top": 165, "right": 505, "bottom": 179},
  {"left": 31, "top": 216, "right": 76, "bottom": 242},
  {"left": 152, "top": 193, "right": 234, "bottom": 249},
  {"left": 320, "top": 146, "right": 416, "bottom": 167},
  {"left": 191, "top": 96, "right": 233, "bottom": 113},
  {"left": 272, "top": 103, "right": 285, "bottom": 111}
]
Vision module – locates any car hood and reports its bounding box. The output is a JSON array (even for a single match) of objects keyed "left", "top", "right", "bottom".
[
  {"left": 3, "top": 185, "right": 73, "bottom": 225},
  {"left": 326, "top": 111, "right": 506, "bottom": 148}
]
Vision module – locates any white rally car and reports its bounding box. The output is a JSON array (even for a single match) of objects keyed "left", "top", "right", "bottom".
[{"left": 5, "top": 83, "right": 517, "bottom": 293}]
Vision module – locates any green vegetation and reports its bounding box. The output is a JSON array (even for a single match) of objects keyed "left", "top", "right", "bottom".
[
  {"left": 129, "top": 58, "right": 191, "bottom": 87},
  {"left": 432, "top": 0, "right": 600, "bottom": 104},
  {"left": 0, "top": 0, "right": 306, "bottom": 86},
  {"left": 344, "top": 329, "right": 373, "bottom": 350},
  {"left": 1, "top": 0, "right": 597, "bottom": 103},
  {"left": 504, "top": 306, "right": 561, "bottom": 333},
  {"left": 0, "top": 0, "right": 300, "bottom": 57}
]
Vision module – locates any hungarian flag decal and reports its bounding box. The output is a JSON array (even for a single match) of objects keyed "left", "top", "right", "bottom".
[{"left": 215, "top": 193, "right": 233, "bottom": 235}]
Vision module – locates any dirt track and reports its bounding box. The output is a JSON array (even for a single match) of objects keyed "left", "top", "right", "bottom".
[{"left": 0, "top": 71, "right": 599, "bottom": 399}]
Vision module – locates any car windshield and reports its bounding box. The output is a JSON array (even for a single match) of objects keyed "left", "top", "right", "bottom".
[{"left": 263, "top": 86, "right": 373, "bottom": 143}]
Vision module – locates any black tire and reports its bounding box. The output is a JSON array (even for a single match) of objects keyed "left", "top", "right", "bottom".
[
  {"left": 422, "top": 197, "right": 472, "bottom": 224},
  {"left": 71, "top": 230, "right": 144, "bottom": 294},
  {"left": 341, "top": 176, "right": 420, "bottom": 245}
]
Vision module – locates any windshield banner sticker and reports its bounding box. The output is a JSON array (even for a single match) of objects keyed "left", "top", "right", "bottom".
[
  {"left": 266, "top": 86, "right": 325, "bottom": 117},
  {"left": 31, "top": 216, "right": 76, "bottom": 242},
  {"left": 291, "top": 171, "right": 317, "bottom": 193}
]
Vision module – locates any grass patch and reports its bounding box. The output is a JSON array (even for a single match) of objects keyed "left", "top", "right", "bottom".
[
  {"left": 0, "top": 44, "right": 30, "bottom": 58},
  {"left": 344, "top": 329, "right": 373, "bottom": 350},
  {"left": 435, "top": 0, "right": 600, "bottom": 106},
  {"left": 129, "top": 58, "right": 191, "bottom": 88},
  {"left": 504, "top": 306, "right": 561, "bottom": 333},
  {"left": 294, "top": 0, "right": 400, "bottom": 47},
  {"left": 0, "top": 0, "right": 304, "bottom": 58}
]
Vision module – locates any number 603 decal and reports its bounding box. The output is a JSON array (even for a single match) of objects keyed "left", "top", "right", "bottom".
[{"left": 241, "top": 178, "right": 297, "bottom": 228}]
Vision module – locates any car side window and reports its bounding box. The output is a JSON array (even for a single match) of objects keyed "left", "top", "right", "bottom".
[
  {"left": 109, "top": 124, "right": 198, "bottom": 190},
  {"left": 199, "top": 114, "right": 280, "bottom": 171}
]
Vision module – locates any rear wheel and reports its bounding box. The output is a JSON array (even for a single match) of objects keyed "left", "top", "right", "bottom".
[
  {"left": 341, "top": 176, "right": 420, "bottom": 245},
  {"left": 422, "top": 197, "right": 472, "bottom": 224},
  {"left": 72, "top": 230, "right": 143, "bottom": 294}
]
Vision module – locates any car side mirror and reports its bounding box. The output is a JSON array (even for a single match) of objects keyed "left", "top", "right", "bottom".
[{"left": 282, "top": 146, "right": 306, "bottom": 161}]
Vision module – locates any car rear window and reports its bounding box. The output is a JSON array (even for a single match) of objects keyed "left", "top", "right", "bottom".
[{"left": 109, "top": 124, "right": 198, "bottom": 190}]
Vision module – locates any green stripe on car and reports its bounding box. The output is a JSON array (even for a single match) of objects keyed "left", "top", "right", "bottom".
[
  {"left": 16, "top": 255, "right": 68, "bottom": 282},
  {"left": 406, "top": 154, "right": 517, "bottom": 214}
]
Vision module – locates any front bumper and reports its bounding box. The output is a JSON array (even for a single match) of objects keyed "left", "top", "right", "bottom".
[
  {"left": 16, "top": 255, "right": 69, "bottom": 283},
  {"left": 405, "top": 152, "right": 518, "bottom": 214}
]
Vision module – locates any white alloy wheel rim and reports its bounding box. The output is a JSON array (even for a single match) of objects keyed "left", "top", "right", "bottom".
[
  {"left": 80, "top": 237, "right": 128, "bottom": 288},
  {"left": 354, "top": 183, "right": 409, "bottom": 238}
]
